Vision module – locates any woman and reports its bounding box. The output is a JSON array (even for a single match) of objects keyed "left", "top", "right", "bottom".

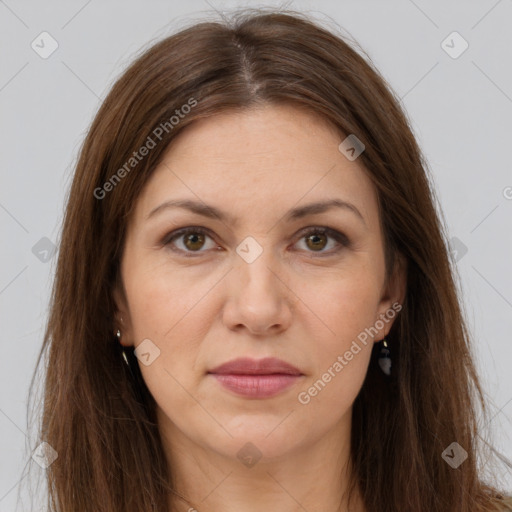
[{"left": 26, "top": 8, "right": 512, "bottom": 512}]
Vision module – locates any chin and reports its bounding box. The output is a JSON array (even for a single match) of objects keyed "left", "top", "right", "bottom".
[{"left": 205, "top": 416, "right": 306, "bottom": 462}]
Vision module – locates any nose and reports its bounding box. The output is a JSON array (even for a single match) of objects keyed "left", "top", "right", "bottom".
[{"left": 221, "top": 251, "right": 293, "bottom": 336}]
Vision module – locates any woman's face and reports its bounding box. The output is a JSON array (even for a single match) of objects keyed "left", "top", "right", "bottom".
[{"left": 114, "top": 104, "right": 404, "bottom": 465}]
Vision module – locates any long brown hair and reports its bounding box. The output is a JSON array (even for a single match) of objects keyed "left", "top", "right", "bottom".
[{"left": 24, "top": 7, "right": 511, "bottom": 512}]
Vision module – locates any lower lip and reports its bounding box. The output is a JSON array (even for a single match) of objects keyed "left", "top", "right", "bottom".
[{"left": 210, "top": 374, "right": 302, "bottom": 398}]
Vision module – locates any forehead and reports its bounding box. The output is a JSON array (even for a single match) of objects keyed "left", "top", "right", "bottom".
[
  {"left": 165, "top": 104, "right": 349, "bottom": 167},
  {"left": 132, "top": 104, "right": 379, "bottom": 231}
]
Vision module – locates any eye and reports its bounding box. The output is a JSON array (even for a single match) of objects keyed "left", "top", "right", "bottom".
[
  {"left": 162, "top": 226, "right": 350, "bottom": 257},
  {"left": 293, "top": 227, "right": 350, "bottom": 255},
  {"left": 163, "top": 227, "right": 218, "bottom": 255}
]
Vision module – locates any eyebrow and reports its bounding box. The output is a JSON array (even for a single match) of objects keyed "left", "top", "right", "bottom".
[{"left": 146, "top": 198, "right": 366, "bottom": 226}]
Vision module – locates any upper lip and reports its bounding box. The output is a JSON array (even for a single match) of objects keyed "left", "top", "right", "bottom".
[{"left": 208, "top": 357, "right": 302, "bottom": 376}]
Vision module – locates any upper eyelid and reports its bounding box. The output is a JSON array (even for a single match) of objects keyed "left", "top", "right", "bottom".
[{"left": 163, "top": 226, "right": 216, "bottom": 244}]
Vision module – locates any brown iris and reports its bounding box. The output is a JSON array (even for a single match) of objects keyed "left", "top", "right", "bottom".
[
  {"left": 305, "top": 232, "right": 327, "bottom": 251},
  {"left": 183, "top": 232, "right": 206, "bottom": 251}
]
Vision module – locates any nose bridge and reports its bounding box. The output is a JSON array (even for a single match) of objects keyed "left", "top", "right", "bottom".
[
  {"left": 223, "top": 239, "right": 293, "bottom": 333},
  {"left": 235, "top": 242, "right": 282, "bottom": 301}
]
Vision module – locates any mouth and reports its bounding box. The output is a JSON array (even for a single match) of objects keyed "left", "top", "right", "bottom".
[{"left": 207, "top": 357, "right": 304, "bottom": 398}]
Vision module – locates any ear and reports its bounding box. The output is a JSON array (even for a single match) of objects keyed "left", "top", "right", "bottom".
[
  {"left": 112, "top": 280, "right": 134, "bottom": 347},
  {"left": 375, "top": 253, "right": 406, "bottom": 341}
]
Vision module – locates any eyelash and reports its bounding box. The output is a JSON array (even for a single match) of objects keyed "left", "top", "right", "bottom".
[{"left": 162, "top": 226, "right": 350, "bottom": 258}]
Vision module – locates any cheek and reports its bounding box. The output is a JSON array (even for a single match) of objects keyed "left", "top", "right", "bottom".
[
  {"left": 295, "top": 276, "right": 378, "bottom": 413},
  {"left": 124, "top": 263, "right": 221, "bottom": 384},
  {"left": 303, "top": 267, "right": 383, "bottom": 346},
  {"left": 127, "top": 262, "right": 210, "bottom": 338},
  {"left": 125, "top": 269, "right": 210, "bottom": 409},
  {"left": 295, "top": 266, "right": 382, "bottom": 396}
]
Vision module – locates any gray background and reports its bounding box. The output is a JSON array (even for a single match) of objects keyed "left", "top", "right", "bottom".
[{"left": 1, "top": 0, "right": 511, "bottom": 509}]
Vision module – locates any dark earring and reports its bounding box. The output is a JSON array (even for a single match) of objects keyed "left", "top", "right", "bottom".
[
  {"left": 116, "top": 329, "right": 130, "bottom": 368},
  {"left": 377, "top": 338, "right": 392, "bottom": 376}
]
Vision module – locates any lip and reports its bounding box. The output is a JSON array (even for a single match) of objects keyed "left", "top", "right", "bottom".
[
  {"left": 208, "top": 357, "right": 303, "bottom": 398},
  {"left": 209, "top": 357, "right": 302, "bottom": 376}
]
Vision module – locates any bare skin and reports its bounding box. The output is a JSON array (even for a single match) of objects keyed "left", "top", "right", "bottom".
[{"left": 114, "top": 104, "right": 405, "bottom": 512}]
